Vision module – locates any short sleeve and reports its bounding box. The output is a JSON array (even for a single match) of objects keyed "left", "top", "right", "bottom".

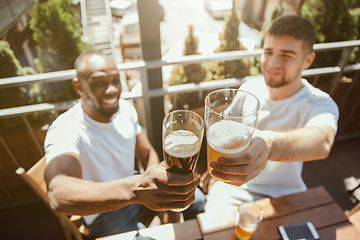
[
  {"left": 44, "top": 123, "right": 80, "bottom": 164},
  {"left": 121, "top": 99, "right": 142, "bottom": 136},
  {"left": 305, "top": 96, "right": 339, "bottom": 134}
]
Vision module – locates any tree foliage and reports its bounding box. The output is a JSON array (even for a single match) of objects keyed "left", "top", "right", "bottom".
[
  {"left": 27, "top": 0, "right": 93, "bottom": 107},
  {"left": 169, "top": 25, "right": 207, "bottom": 110},
  {"left": 30, "top": 0, "right": 92, "bottom": 72},
  {"left": 0, "top": 41, "right": 36, "bottom": 109},
  {"left": 0, "top": 41, "right": 42, "bottom": 130},
  {"left": 0, "top": 41, "right": 35, "bottom": 79},
  {"left": 0, "top": 40, "right": 23, "bottom": 78},
  {"left": 209, "top": 0, "right": 250, "bottom": 80},
  {"left": 262, "top": 4, "right": 282, "bottom": 30},
  {"left": 302, "top": 0, "right": 359, "bottom": 68}
]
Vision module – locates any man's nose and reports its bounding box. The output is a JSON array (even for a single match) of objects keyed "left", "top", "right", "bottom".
[
  {"left": 268, "top": 54, "right": 281, "bottom": 67},
  {"left": 105, "top": 83, "right": 120, "bottom": 94}
]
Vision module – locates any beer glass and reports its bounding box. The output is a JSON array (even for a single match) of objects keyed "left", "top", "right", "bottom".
[
  {"left": 204, "top": 89, "right": 260, "bottom": 182},
  {"left": 162, "top": 109, "right": 204, "bottom": 211},
  {"left": 235, "top": 202, "right": 263, "bottom": 240}
]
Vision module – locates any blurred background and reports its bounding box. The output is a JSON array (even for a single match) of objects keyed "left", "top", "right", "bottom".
[{"left": 1, "top": 0, "right": 360, "bottom": 239}]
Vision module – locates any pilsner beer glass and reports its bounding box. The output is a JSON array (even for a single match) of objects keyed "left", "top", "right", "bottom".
[
  {"left": 204, "top": 89, "right": 260, "bottom": 182},
  {"left": 235, "top": 202, "right": 264, "bottom": 240},
  {"left": 162, "top": 109, "right": 204, "bottom": 211}
]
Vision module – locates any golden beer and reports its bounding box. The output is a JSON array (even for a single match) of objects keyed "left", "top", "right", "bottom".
[
  {"left": 164, "top": 129, "right": 201, "bottom": 211},
  {"left": 235, "top": 212, "right": 257, "bottom": 240},
  {"left": 164, "top": 130, "right": 201, "bottom": 174},
  {"left": 206, "top": 120, "right": 252, "bottom": 181},
  {"left": 235, "top": 225, "right": 256, "bottom": 240},
  {"left": 164, "top": 150, "right": 201, "bottom": 174}
]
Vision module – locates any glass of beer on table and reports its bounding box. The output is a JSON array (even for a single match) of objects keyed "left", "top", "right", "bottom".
[
  {"left": 235, "top": 202, "right": 263, "bottom": 240},
  {"left": 204, "top": 89, "right": 260, "bottom": 182},
  {"left": 162, "top": 109, "right": 204, "bottom": 211}
]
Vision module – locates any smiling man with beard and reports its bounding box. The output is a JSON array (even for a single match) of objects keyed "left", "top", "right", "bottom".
[
  {"left": 203, "top": 15, "right": 340, "bottom": 214},
  {"left": 44, "top": 50, "right": 204, "bottom": 238}
]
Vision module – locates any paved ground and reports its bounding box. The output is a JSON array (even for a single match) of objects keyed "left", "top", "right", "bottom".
[{"left": 159, "top": 0, "right": 225, "bottom": 56}]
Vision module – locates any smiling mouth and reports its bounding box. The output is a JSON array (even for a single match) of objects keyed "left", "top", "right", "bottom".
[
  {"left": 101, "top": 97, "right": 119, "bottom": 107},
  {"left": 266, "top": 69, "right": 283, "bottom": 76}
]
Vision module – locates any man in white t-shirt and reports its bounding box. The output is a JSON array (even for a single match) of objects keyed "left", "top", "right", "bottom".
[
  {"left": 203, "top": 15, "right": 339, "bottom": 213},
  {"left": 44, "top": 50, "right": 204, "bottom": 238}
]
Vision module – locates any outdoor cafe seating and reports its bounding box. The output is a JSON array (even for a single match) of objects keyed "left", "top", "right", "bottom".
[
  {"left": 13, "top": 153, "right": 360, "bottom": 239},
  {"left": 96, "top": 186, "right": 360, "bottom": 240}
]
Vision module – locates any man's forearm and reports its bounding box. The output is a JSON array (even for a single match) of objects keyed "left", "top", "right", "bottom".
[
  {"left": 47, "top": 163, "right": 199, "bottom": 216},
  {"left": 47, "top": 174, "right": 141, "bottom": 216},
  {"left": 265, "top": 125, "right": 335, "bottom": 162}
]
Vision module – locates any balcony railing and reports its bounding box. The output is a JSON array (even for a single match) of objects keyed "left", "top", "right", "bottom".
[{"left": 1, "top": 40, "right": 360, "bottom": 205}]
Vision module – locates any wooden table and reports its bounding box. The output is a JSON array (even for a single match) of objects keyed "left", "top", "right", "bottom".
[
  {"left": 97, "top": 218, "right": 202, "bottom": 240},
  {"left": 98, "top": 186, "right": 360, "bottom": 240},
  {"left": 197, "top": 186, "right": 360, "bottom": 240}
]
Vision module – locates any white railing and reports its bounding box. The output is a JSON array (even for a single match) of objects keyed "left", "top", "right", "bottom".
[
  {"left": 1, "top": 40, "right": 360, "bottom": 167},
  {"left": 1, "top": 39, "right": 360, "bottom": 205}
]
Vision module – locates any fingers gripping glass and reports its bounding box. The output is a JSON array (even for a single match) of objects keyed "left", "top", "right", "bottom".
[
  {"left": 162, "top": 110, "right": 204, "bottom": 211},
  {"left": 204, "top": 89, "right": 260, "bottom": 183}
]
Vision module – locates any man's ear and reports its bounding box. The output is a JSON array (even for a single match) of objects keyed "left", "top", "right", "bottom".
[
  {"left": 303, "top": 51, "right": 316, "bottom": 70},
  {"left": 72, "top": 78, "right": 83, "bottom": 95}
]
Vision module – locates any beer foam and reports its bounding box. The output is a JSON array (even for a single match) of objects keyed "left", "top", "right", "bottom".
[
  {"left": 207, "top": 120, "right": 251, "bottom": 154},
  {"left": 164, "top": 130, "right": 201, "bottom": 158}
]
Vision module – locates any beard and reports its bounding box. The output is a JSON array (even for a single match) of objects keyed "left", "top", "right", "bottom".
[
  {"left": 265, "top": 76, "right": 288, "bottom": 88},
  {"left": 262, "top": 63, "right": 304, "bottom": 89},
  {"left": 264, "top": 69, "right": 302, "bottom": 89},
  {"left": 96, "top": 105, "right": 119, "bottom": 119},
  {"left": 84, "top": 92, "right": 119, "bottom": 120}
]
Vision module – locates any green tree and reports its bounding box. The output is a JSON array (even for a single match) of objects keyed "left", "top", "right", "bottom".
[
  {"left": 209, "top": 0, "right": 250, "bottom": 80},
  {"left": 0, "top": 41, "right": 36, "bottom": 109},
  {"left": 0, "top": 41, "right": 42, "bottom": 130},
  {"left": 30, "top": 0, "right": 92, "bottom": 72},
  {"left": 0, "top": 40, "right": 23, "bottom": 78},
  {"left": 169, "top": 25, "right": 207, "bottom": 110},
  {"left": 29, "top": 0, "right": 93, "bottom": 105},
  {"left": 262, "top": 4, "right": 282, "bottom": 30},
  {"left": 350, "top": 7, "right": 360, "bottom": 64},
  {"left": 0, "top": 41, "right": 35, "bottom": 79},
  {"left": 302, "top": 0, "right": 359, "bottom": 68}
]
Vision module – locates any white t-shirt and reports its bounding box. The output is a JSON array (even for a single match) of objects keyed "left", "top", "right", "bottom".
[
  {"left": 238, "top": 78, "right": 339, "bottom": 198},
  {"left": 44, "top": 99, "right": 141, "bottom": 224}
]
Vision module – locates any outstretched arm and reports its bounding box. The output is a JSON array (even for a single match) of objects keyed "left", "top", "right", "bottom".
[
  {"left": 265, "top": 124, "right": 335, "bottom": 162},
  {"left": 209, "top": 124, "right": 335, "bottom": 185},
  {"left": 44, "top": 153, "right": 198, "bottom": 216}
]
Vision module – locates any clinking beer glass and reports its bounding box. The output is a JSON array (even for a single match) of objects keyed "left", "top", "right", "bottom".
[
  {"left": 204, "top": 89, "right": 260, "bottom": 182},
  {"left": 162, "top": 110, "right": 204, "bottom": 211}
]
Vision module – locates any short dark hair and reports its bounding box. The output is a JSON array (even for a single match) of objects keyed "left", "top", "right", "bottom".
[
  {"left": 74, "top": 50, "right": 108, "bottom": 81},
  {"left": 265, "top": 15, "right": 316, "bottom": 52}
]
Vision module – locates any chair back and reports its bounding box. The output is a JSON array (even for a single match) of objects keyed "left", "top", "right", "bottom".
[
  {"left": 27, "top": 156, "right": 47, "bottom": 192},
  {"left": 16, "top": 157, "right": 49, "bottom": 205},
  {"left": 16, "top": 157, "right": 90, "bottom": 240}
]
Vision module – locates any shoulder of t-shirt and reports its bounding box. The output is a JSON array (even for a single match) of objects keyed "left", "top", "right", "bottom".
[
  {"left": 302, "top": 79, "right": 335, "bottom": 102},
  {"left": 302, "top": 80, "right": 339, "bottom": 116},
  {"left": 119, "top": 98, "right": 136, "bottom": 112},
  {"left": 240, "top": 76, "right": 265, "bottom": 90},
  {"left": 119, "top": 98, "right": 138, "bottom": 119},
  {"left": 50, "top": 103, "right": 82, "bottom": 128}
]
